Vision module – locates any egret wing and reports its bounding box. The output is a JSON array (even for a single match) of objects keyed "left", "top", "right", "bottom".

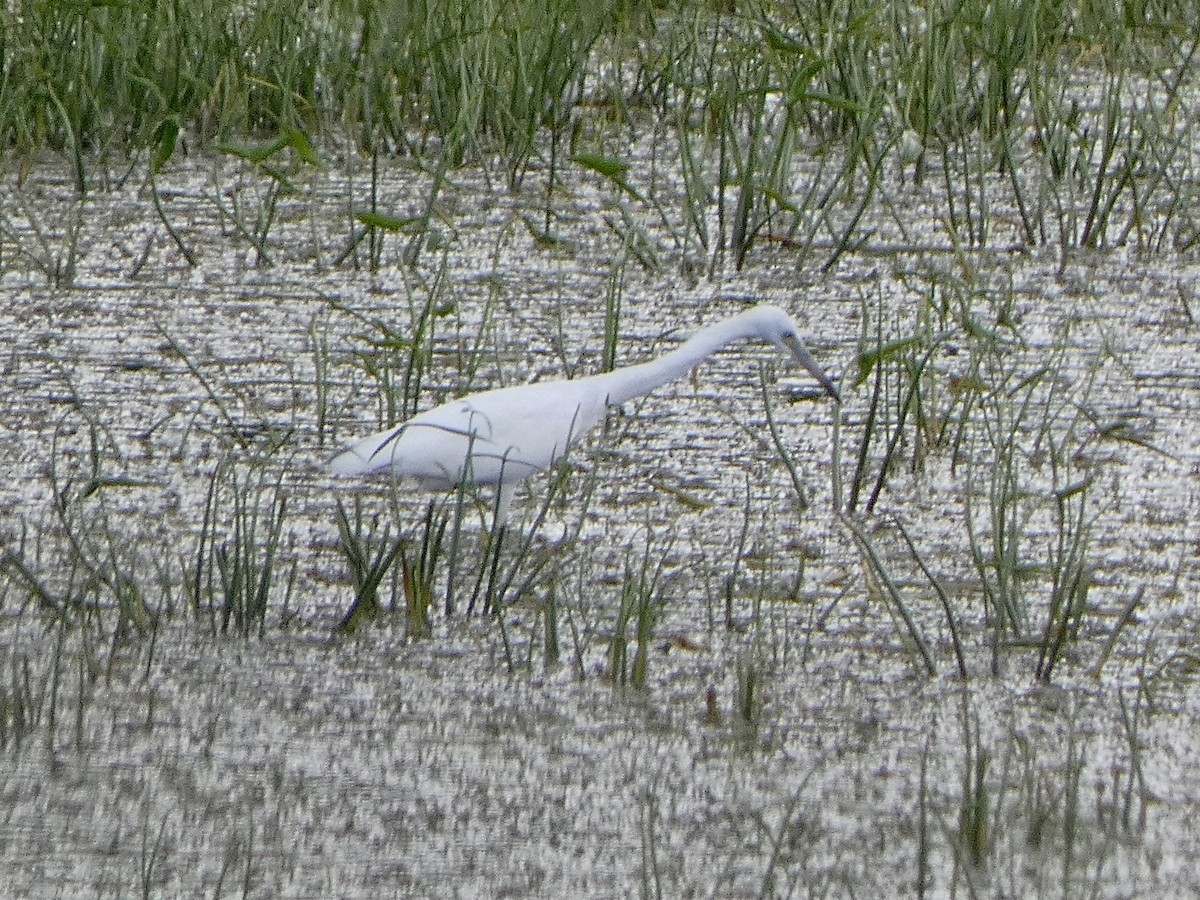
[{"left": 328, "top": 379, "right": 610, "bottom": 486}]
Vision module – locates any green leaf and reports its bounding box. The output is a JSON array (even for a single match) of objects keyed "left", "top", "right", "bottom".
[
  {"left": 855, "top": 335, "right": 923, "bottom": 384},
  {"left": 1054, "top": 476, "right": 1095, "bottom": 502},
  {"left": 521, "top": 215, "right": 573, "bottom": 249},
  {"left": 574, "top": 153, "right": 646, "bottom": 203},
  {"left": 152, "top": 118, "right": 179, "bottom": 174},
  {"left": 217, "top": 136, "right": 288, "bottom": 164},
  {"left": 81, "top": 476, "right": 156, "bottom": 498},
  {"left": 763, "top": 187, "right": 799, "bottom": 215},
  {"left": 357, "top": 212, "right": 422, "bottom": 232},
  {"left": 572, "top": 153, "right": 629, "bottom": 180},
  {"left": 283, "top": 126, "right": 323, "bottom": 168},
  {"left": 763, "top": 27, "right": 803, "bottom": 54}
]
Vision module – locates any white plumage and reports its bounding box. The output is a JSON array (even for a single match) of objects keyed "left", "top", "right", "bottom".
[{"left": 330, "top": 304, "right": 839, "bottom": 521}]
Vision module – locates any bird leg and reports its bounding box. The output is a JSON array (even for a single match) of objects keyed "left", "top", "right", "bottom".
[{"left": 494, "top": 482, "right": 515, "bottom": 532}]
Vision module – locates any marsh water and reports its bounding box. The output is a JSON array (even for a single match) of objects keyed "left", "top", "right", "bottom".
[{"left": 1, "top": 138, "right": 1198, "bottom": 898}]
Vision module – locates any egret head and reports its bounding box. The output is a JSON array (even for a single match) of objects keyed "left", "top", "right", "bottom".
[{"left": 746, "top": 305, "right": 840, "bottom": 402}]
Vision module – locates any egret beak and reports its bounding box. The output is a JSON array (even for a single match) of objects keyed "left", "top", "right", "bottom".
[{"left": 782, "top": 335, "right": 840, "bottom": 403}]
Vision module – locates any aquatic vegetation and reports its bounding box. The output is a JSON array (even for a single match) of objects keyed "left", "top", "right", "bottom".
[{"left": 0, "top": 0, "right": 1198, "bottom": 896}]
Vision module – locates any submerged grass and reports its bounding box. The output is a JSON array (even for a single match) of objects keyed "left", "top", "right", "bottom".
[
  {"left": 190, "top": 451, "right": 293, "bottom": 638},
  {"left": 606, "top": 533, "right": 670, "bottom": 690},
  {"left": 332, "top": 498, "right": 405, "bottom": 635},
  {"left": 0, "top": 1, "right": 1196, "bottom": 896}
]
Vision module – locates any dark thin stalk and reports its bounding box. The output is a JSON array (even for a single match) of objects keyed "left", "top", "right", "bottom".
[{"left": 895, "top": 517, "right": 967, "bottom": 678}]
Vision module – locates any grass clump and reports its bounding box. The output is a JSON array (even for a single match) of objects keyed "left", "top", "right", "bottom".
[
  {"left": 0, "top": 0, "right": 612, "bottom": 173},
  {"left": 606, "top": 532, "right": 670, "bottom": 689},
  {"left": 4, "top": 0, "right": 1199, "bottom": 273},
  {"left": 189, "top": 453, "right": 293, "bottom": 638},
  {"left": 332, "top": 498, "right": 405, "bottom": 636}
]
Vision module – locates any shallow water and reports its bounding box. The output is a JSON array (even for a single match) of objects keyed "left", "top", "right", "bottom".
[{"left": 1, "top": 142, "right": 1198, "bottom": 897}]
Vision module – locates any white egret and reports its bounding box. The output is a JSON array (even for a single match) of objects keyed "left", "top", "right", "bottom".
[{"left": 329, "top": 303, "right": 839, "bottom": 522}]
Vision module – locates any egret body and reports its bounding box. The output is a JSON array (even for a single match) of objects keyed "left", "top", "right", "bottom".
[{"left": 330, "top": 304, "right": 838, "bottom": 521}]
